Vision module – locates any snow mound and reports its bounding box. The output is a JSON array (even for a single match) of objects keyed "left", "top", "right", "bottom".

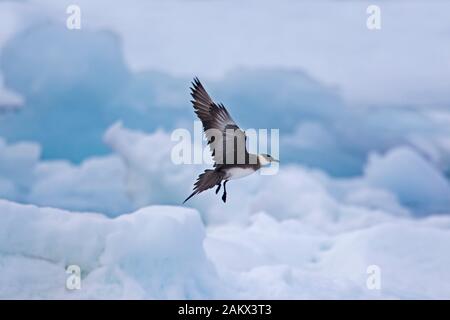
[
  {"left": 2, "top": 23, "right": 450, "bottom": 179},
  {"left": 365, "top": 147, "right": 450, "bottom": 214},
  {"left": 320, "top": 221, "right": 450, "bottom": 299},
  {"left": 103, "top": 122, "right": 200, "bottom": 208},
  {"left": 0, "top": 199, "right": 219, "bottom": 299},
  {"left": 0, "top": 137, "right": 132, "bottom": 215},
  {"left": 3, "top": 124, "right": 449, "bottom": 219},
  {"left": 2, "top": 199, "right": 450, "bottom": 299},
  {"left": 0, "top": 22, "right": 342, "bottom": 165},
  {"left": 103, "top": 124, "right": 401, "bottom": 224},
  {"left": 0, "top": 137, "right": 40, "bottom": 199},
  {"left": 28, "top": 156, "right": 132, "bottom": 216},
  {"left": 205, "top": 212, "right": 450, "bottom": 299}
]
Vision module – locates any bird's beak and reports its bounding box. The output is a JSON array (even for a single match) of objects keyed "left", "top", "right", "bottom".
[{"left": 272, "top": 158, "right": 280, "bottom": 163}]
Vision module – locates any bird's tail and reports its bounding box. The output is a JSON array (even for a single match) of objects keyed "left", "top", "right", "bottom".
[{"left": 183, "top": 169, "right": 225, "bottom": 203}]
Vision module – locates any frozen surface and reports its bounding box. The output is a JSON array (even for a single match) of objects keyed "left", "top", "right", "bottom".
[
  {"left": 1, "top": 199, "right": 450, "bottom": 299},
  {"left": 0, "top": 200, "right": 219, "bottom": 299},
  {"left": 3, "top": 0, "right": 449, "bottom": 107},
  {"left": 364, "top": 147, "right": 450, "bottom": 214},
  {"left": 2, "top": 124, "right": 450, "bottom": 218},
  {"left": 0, "top": 137, "right": 132, "bottom": 215},
  {"left": 0, "top": 0, "right": 450, "bottom": 299},
  {"left": 0, "top": 2, "right": 450, "bottom": 178},
  {"left": 1, "top": 125, "right": 450, "bottom": 298}
]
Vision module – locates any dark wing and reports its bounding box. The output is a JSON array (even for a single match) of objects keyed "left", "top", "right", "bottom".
[
  {"left": 183, "top": 169, "right": 225, "bottom": 203},
  {"left": 190, "top": 78, "right": 247, "bottom": 165}
]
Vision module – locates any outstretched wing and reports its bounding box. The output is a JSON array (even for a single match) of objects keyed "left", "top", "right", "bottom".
[
  {"left": 190, "top": 78, "right": 247, "bottom": 166},
  {"left": 183, "top": 169, "right": 225, "bottom": 203}
]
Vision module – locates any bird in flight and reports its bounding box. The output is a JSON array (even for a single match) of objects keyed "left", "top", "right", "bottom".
[{"left": 183, "top": 78, "right": 279, "bottom": 204}]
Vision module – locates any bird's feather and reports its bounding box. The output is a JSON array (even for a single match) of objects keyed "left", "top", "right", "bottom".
[
  {"left": 183, "top": 169, "right": 225, "bottom": 203},
  {"left": 190, "top": 78, "right": 247, "bottom": 166}
]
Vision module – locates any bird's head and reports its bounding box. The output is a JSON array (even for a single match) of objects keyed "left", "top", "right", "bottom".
[{"left": 258, "top": 154, "right": 279, "bottom": 166}]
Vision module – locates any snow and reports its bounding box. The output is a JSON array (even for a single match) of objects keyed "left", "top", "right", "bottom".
[
  {"left": 28, "top": 156, "right": 132, "bottom": 215},
  {"left": 320, "top": 222, "right": 450, "bottom": 299},
  {"left": 2, "top": 123, "right": 449, "bottom": 218},
  {"left": 0, "top": 137, "right": 40, "bottom": 200},
  {"left": 0, "top": 200, "right": 219, "bottom": 299},
  {"left": 0, "top": 0, "right": 449, "bottom": 300},
  {"left": 103, "top": 122, "right": 200, "bottom": 209},
  {"left": 0, "top": 75, "right": 23, "bottom": 112},
  {"left": 0, "top": 2, "right": 450, "bottom": 180},
  {"left": 1, "top": 125, "right": 450, "bottom": 298},
  {"left": 6, "top": 0, "right": 449, "bottom": 107},
  {"left": 103, "top": 125, "right": 450, "bottom": 220},
  {"left": 0, "top": 137, "right": 132, "bottom": 215},
  {"left": 364, "top": 147, "right": 450, "bottom": 214},
  {"left": 1, "top": 198, "right": 450, "bottom": 299}
]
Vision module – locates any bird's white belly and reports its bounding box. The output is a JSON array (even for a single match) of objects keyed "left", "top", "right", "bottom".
[{"left": 225, "top": 167, "right": 255, "bottom": 180}]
